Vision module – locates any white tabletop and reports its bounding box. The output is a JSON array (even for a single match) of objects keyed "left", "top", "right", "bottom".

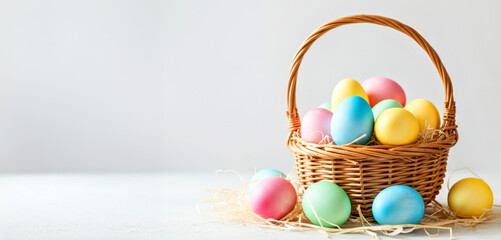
[{"left": 0, "top": 173, "right": 499, "bottom": 239}]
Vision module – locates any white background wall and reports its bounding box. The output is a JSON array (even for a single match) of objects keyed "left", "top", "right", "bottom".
[{"left": 0, "top": 0, "right": 499, "bottom": 174}]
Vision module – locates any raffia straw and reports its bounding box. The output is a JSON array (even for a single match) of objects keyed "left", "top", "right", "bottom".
[
  {"left": 419, "top": 126, "right": 444, "bottom": 142},
  {"left": 346, "top": 134, "right": 367, "bottom": 145},
  {"left": 199, "top": 170, "right": 501, "bottom": 239},
  {"left": 447, "top": 167, "right": 484, "bottom": 190}
]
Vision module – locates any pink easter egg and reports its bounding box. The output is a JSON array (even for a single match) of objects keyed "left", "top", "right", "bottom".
[
  {"left": 300, "top": 108, "right": 333, "bottom": 144},
  {"left": 361, "top": 77, "right": 406, "bottom": 108},
  {"left": 250, "top": 177, "right": 297, "bottom": 220}
]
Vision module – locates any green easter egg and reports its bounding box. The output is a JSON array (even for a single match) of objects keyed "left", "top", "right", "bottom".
[
  {"left": 318, "top": 101, "right": 331, "bottom": 111},
  {"left": 372, "top": 99, "right": 403, "bottom": 121},
  {"left": 302, "top": 181, "right": 351, "bottom": 227}
]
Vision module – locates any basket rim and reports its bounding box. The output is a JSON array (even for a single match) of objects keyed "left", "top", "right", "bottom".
[
  {"left": 288, "top": 130, "right": 456, "bottom": 165},
  {"left": 289, "top": 131, "right": 456, "bottom": 150}
]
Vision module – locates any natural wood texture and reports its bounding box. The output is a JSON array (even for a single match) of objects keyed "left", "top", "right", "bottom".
[{"left": 286, "top": 15, "right": 459, "bottom": 220}]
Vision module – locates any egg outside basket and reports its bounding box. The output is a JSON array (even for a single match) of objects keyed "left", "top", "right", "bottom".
[{"left": 286, "top": 15, "right": 459, "bottom": 220}]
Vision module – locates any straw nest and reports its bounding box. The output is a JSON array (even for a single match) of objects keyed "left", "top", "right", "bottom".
[{"left": 199, "top": 170, "right": 500, "bottom": 239}]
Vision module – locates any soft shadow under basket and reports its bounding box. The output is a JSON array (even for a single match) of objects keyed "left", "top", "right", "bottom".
[{"left": 286, "top": 15, "right": 459, "bottom": 220}]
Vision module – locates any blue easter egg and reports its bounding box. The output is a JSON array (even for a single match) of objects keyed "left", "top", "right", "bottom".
[
  {"left": 249, "top": 169, "right": 286, "bottom": 191},
  {"left": 330, "top": 96, "right": 374, "bottom": 145},
  {"left": 372, "top": 185, "right": 425, "bottom": 225}
]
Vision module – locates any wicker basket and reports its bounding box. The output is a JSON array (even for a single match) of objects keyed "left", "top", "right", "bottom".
[{"left": 286, "top": 15, "right": 459, "bottom": 220}]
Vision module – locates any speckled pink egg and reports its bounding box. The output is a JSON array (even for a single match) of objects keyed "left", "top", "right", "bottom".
[
  {"left": 300, "top": 108, "right": 333, "bottom": 144},
  {"left": 250, "top": 177, "right": 297, "bottom": 220},
  {"left": 361, "top": 77, "right": 406, "bottom": 107}
]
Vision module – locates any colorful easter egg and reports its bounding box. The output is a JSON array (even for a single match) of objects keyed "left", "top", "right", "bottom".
[
  {"left": 301, "top": 108, "right": 333, "bottom": 144},
  {"left": 250, "top": 177, "right": 297, "bottom": 220},
  {"left": 372, "top": 185, "right": 425, "bottom": 225},
  {"left": 372, "top": 99, "right": 403, "bottom": 121},
  {"left": 361, "top": 77, "right": 406, "bottom": 107},
  {"left": 249, "top": 168, "right": 286, "bottom": 191},
  {"left": 331, "top": 78, "right": 369, "bottom": 113},
  {"left": 330, "top": 96, "right": 374, "bottom": 145},
  {"left": 404, "top": 99, "right": 441, "bottom": 132},
  {"left": 302, "top": 181, "right": 351, "bottom": 227},
  {"left": 318, "top": 101, "right": 331, "bottom": 111},
  {"left": 374, "top": 108, "right": 419, "bottom": 145},
  {"left": 448, "top": 178, "right": 493, "bottom": 217}
]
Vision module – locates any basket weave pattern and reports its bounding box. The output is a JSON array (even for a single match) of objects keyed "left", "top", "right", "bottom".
[{"left": 286, "top": 15, "right": 459, "bottom": 219}]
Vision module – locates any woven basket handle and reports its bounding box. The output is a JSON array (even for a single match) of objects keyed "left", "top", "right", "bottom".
[{"left": 287, "top": 15, "right": 458, "bottom": 140}]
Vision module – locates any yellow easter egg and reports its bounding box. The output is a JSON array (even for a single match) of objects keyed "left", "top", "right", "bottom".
[
  {"left": 331, "top": 78, "right": 369, "bottom": 113},
  {"left": 404, "top": 99, "right": 440, "bottom": 132},
  {"left": 374, "top": 108, "right": 419, "bottom": 145},
  {"left": 448, "top": 178, "right": 493, "bottom": 217}
]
